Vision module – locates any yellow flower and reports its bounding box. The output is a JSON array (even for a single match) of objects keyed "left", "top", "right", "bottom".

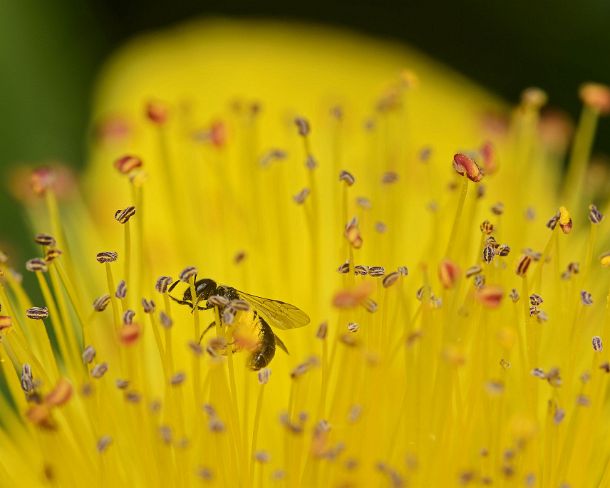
[{"left": 2, "top": 18, "right": 610, "bottom": 487}]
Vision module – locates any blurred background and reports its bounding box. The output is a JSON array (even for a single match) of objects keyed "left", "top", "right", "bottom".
[{"left": 2, "top": 0, "right": 610, "bottom": 253}]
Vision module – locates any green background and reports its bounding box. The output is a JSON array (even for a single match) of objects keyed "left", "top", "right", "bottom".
[{"left": 2, "top": 0, "right": 610, "bottom": 256}]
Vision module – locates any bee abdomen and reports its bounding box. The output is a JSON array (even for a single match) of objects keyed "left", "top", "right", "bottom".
[{"left": 248, "top": 317, "right": 276, "bottom": 370}]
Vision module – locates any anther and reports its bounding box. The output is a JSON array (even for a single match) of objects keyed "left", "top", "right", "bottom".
[
  {"left": 592, "top": 336, "right": 603, "bottom": 352},
  {"left": 353, "top": 265, "right": 368, "bottom": 276},
  {"left": 306, "top": 155, "right": 317, "bottom": 170},
  {"left": 529, "top": 294, "right": 543, "bottom": 306},
  {"left": 356, "top": 196, "right": 372, "bottom": 210},
  {"left": 583, "top": 206, "right": 602, "bottom": 228},
  {"left": 558, "top": 206, "right": 572, "bottom": 234},
  {"left": 531, "top": 368, "right": 546, "bottom": 379},
  {"left": 25, "top": 258, "right": 48, "bottom": 272},
  {"left": 179, "top": 266, "right": 197, "bottom": 282},
  {"left": 419, "top": 146, "right": 432, "bottom": 162},
  {"left": 546, "top": 212, "right": 560, "bottom": 230},
  {"left": 44, "top": 248, "right": 62, "bottom": 263},
  {"left": 114, "top": 155, "right": 143, "bottom": 175},
  {"left": 124, "top": 391, "right": 141, "bottom": 404},
  {"left": 170, "top": 372, "right": 186, "bottom": 386},
  {"left": 567, "top": 262, "right": 580, "bottom": 274},
  {"left": 601, "top": 251, "right": 610, "bottom": 267},
  {"left": 347, "top": 322, "right": 359, "bottom": 333},
  {"left": 339, "top": 170, "right": 356, "bottom": 186},
  {"left": 197, "top": 468, "right": 213, "bottom": 481},
  {"left": 516, "top": 255, "right": 532, "bottom": 277},
  {"left": 337, "top": 261, "right": 350, "bottom": 274},
  {"left": 81, "top": 346, "right": 96, "bottom": 365},
  {"left": 34, "top": 233, "right": 56, "bottom": 247},
  {"left": 26, "top": 307, "right": 48, "bottom": 320},
  {"left": 222, "top": 308, "right": 235, "bottom": 325},
  {"left": 159, "top": 311, "right": 172, "bottom": 329},
  {"left": 473, "top": 274, "right": 486, "bottom": 289},
  {"left": 188, "top": 341, "right": 202, "bottom": 355},
  {"left": 155, "top": 276, "right": 173, "bottom": 293},
  {"left": 482, "top": 245, "right": 495, "bottom": 264},
  {"left": 368, "top": 266, "right": 385, "bottom": 277},
  {"left": 382, "top": 271, "right": 401, "bottom": 288},
  {"left": 497, "top": 244, "right": 510, "bottom": 257},
  {"left": 521, "top": 87, "right": 548, "bottom": 109},
  {"left": 115, "top": 280, "right": 127, "bottom": 299},
  {"left": 114, "top": 206, "right": 136, "bottom": 224},
  {"left": 260, "top": 149, "right": 288, "bottom": 166},
  {"left": 208, "top": 295, "right": 230, "bottom": 307},
  {"left": 581, "top": 291, "right": 593, "bottom": 306},
  {"left": 345, "top": 218, "right": 363, "bottom": 249},
  {"left": 97, "top": 436, "right": 112, "bottom": 453},
  {"left": 122, "top": 309, "right": 135, "bottom": 324},
  {"left": 294, "top": 117, "right": 310, "bottom": 137},
  {"left": 257, "top": 368, "right": 270, "bottom": 385},
  {"left": 91, "top": 362, "right": 108, "bottom": 379},
  {"left": 364, "top": 299, "right": 378, "bottom": 313},
  {"left": 545, "top": 368, "right": 562, "bottom": 387},
  {"left": 21, "top": 364, "right": 34, "bottom": 393},
  {"left": 231, "top": 299, "right": 250, "bottom": 312},
  {"left": 96, "top": 251, "right": 118, "bottom": 264},
  {"left": 254, "top": 451, "right": 270, "bottom": 463},
  {"left": 397, "top": 266, "right": 409, "bottom": 276},
  {"left": 142, "top": 298, "right": 155, "bottom": 313},
  {"left": 375, "top": 221, "right": 387, "bottom": 233},
  {"left": 293, "top": 188, "right": 310, "bottom": 205},
  {"left": 316, "top": 322, "right": 328, "bottom": 340},
  {"left": 381, "top": 171, "right": 399, "bottom": 184},
  {"left": 491, "top": 202, "right": 504, "bottom": 216},
  {"left": 234, "top": 250, "right": 247, "bottom": 264},
  {"left": 500, "top": 358, "right": 511, "bottom": 369},
  {"left": 554, "top": 407, "right": 565, "bottom": 424},
  {"left": 466, "top": 265, "right": 482, "bottom": 278},
  {"left": 480, "top": 220, "right": 494, "bottom": 235},
  {"left": 115, "top": 379, "right": 129, "bottom": 389},
  {"left": 93, "top": 294, "right": 111, "bottom": 312},
  {"left": 158, "top": 425, "right": 172, "bottom": 444},
  {"left": 453, "top": 153, "right": 483, "bottom": 182},
  {"left": 509, "top": 289, "right": 520, "bottom": 302}
]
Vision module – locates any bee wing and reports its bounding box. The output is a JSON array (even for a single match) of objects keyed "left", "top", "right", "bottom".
[{"left": 236, "top": 291, "right": 310, "bottom": 330}]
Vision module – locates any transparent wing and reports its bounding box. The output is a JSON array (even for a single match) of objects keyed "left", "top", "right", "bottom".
[{"left": 236, "top": 291, "right": 310, "bottom": 330}]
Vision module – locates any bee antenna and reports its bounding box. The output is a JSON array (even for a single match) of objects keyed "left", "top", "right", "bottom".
[{"left": 168, "top": 280, "right": 181, "bottom": 293}]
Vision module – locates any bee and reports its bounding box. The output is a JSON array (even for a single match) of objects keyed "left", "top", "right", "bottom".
[{"left": 168, "top": 277, "right": 310, "bottom": 370}]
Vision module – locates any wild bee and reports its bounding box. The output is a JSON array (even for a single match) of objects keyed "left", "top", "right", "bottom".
[{"left": 168, "top": 277, "right": 310, "bottom": 370}]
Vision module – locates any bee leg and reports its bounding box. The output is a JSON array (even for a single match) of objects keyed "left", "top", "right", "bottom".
[
  {"left": 198, "top": 321, "right": 216, "bottom": 344},
  {"left": 168, "top": 294, "right": 193, "bottom": 307},
  {"left": 274, "top": 333, "right": 289, "bottom": 355}
]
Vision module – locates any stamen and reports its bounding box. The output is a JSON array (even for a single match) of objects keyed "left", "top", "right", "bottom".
[
  {"left": 25, "top": 258, "right": 48, "bottom": 273},
  {"left": 122, "top": 309, "right": 136, "bottom": 324},
  {"left": 482, "top": 245, "right": 495, "bottom": 264},
  {"left": 97, "top": 436, "right": 112, "bottom": 453},
  {"left": 82, "top": 346, "right": 95, "bottom": 364},
  {"left": 473, "top": 275, "right": 486, "bottom": 289},
  {"left": 115, "top": 280, "right": 127, "bottom": 299},
  {"left": 466, "top": 265, "right": 482, "bottom": 278},
  {"left": 337, "top": 261, "right": 350, "bottom": 274},
  {"left": 356, "top": 196, "right": 372, "bottom": 210},
  {"left": 119, "top": 324, "right": 141, "bottom": 346},
  {"left": 20, "top": 364, "right": 35, "bottom": 393},
  {"left": 159, "top": 311, "right": 173, "bottom": 329},
  {"left": 382, "top": 271, "right": 401, "bottom": 288},
  {"left": 516, "top": 255, "right": 532, "bottom": 277},
  {"left": 93, "top": 294, "right": 111, "bottom": 312},
  {"left": 579, "top": 83, "right": 610, "bottom": 114},
  {"left": 44, "top": 248, "right": 62, "bottom": 262},
  {"left": 347, "top": 322, "right": 359, "bottom": 333},
  {"left": 26, "top": 307, "right": 49, "bottom": 320},
  {"left": 316, "top": 322, "right": 328, "bottom": 340},
  {"left": 155, "top": 276, "right": 173, "bottom": 293},
  {"left": 0, "top": 316, "right": 10, "bottom": 331},
  {"left": 170, "top": 372, "right": 186, "bottom": 386},
  {"left": 491, "top": 202, "right": 504, "bottom": 216},
  {"left": 257, "top": 368, "right": 270, "bottom": 385},
  {"left": 179, "top": 266, "right": 198, "bottom": 282},
  {"left": 96, "top": 251, "right": 118, "bottom": 264},
  {"left": 91, "top": 362, "right": 108, "bottom": 379},
  {"left": 480, "top": 220, "right": 494, "bottom": 235},
  {"left": 509, "top": 289, "right": 520, "bottom": 302},
  {"left": 339, "top": 170, "right": 356, "bottom": 186},
  {"left": 293, "top": 188, "right": 310, "bottom": 205},
  {"left": 546, "top": 212, "right": 560, "bottom": 230},
  {"left": 592, "top": 336, "right": 603, "bottom": 352},
  {"left": 529, "top": 294, "right": 543, "bottom": 306},
  {"left": 589, "top": 204, "right": 604, "bottom": 224},
  {"left": 476, "top": 285, "right": 504, "bottom": 308},
  {"left": 142, "top": 298, "right": 156, "bottom": 313},
  {"left": 368, "top": 266, "right": 385, "bottom": 277},
  {"left": 381, "top": 171, "right": 399, "bottom": 184},
  {"left": 34, "top": 233, "right": 56, "bottom": 247},
  {"left": 294, "top": 117, "right": 310, "bottom": 137},
  {"left": 497, "top": 244, "right": 511, "bottom": 257},
  {"left": 114, "top": 206, "right": 136, "bottom": 224},
  {"left": 580, "top": 291, "right": 593, "bottom": 306},
  {"left": 375, "top": 221, "right": 387, "bottom": 233},
  {"left": 354, "top": 265, "right": 368, "bottom": 276}
]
